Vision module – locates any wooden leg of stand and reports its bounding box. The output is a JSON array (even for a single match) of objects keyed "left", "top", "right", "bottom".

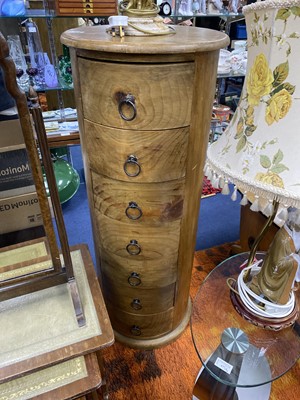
[
  {"left": 85, "top": 391, "right": 99, "bottom": 400},
  {"left": 96, "top": 352, "right": 109, "bottom": 400},
  {"left": 69, "top": 279, "right": 86, "bottom": 327}
]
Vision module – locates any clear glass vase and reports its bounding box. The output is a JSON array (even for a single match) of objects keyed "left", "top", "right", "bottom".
[
  {"left": 6, "top": 34, "right": 29, "bottom": 91},
  {"left": 25, "top": 19, "right": 46, "bottom": 89}
]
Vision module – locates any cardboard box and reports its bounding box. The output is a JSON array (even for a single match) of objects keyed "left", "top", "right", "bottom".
[
  {"left": 0, "top": 192, "right": 43, "bottom": 234},
  {"left": 0, "top": 144, "right": 36, "bottom": 198},
  {"left": 0, "top": 118, "right": 36, "bottom": 198},
  {"left": 0, "top": 119, "right": 24, "bottom": 148},
  {"left": 0, "top": 119, "right": 44, "bottom": 239}
]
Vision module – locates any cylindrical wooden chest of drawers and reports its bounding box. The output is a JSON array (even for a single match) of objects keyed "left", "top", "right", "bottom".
[{"left": 61, "top": 25, "right": 229, "bottom": 348}]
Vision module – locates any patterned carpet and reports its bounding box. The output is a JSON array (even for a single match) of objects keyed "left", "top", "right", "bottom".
[{"left": 100, "top": 243, "right": 300, "bottom": 400}]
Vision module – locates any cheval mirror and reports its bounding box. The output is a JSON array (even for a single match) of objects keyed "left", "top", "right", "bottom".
[{"left": 0, "top": 32, "right": 85, "bottom": 327}]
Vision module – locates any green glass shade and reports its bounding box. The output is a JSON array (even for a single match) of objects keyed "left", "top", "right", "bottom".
[
  {"left": 50, "top": 147, "right": 69, "bottom": 159},
  {"left": 43, "top": 158, "right": 80, "bottom": 204}
]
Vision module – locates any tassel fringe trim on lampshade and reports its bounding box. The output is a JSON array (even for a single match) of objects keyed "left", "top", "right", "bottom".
[
  {"left": 205, "top": 0, "right": 300, "bottom": 225},
  {"left": 204, "top": 160, "right": 299, "bottom": 224},
  {"left": 243, "top": 0, "right": 300, "bottom": 14}
]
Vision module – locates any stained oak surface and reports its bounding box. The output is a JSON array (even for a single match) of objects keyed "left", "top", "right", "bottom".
[
  {"left": 86, "top": 122, "right": 188, "bottom": 182},
  {"left": 79, "top": 60, "right": 194, "bottom": 130},
  {"left": 92, "top": 172, "right": 185, "bottom": 224},
  {"left": 61, "top": 25, "right": 229, "bottom": 54},
  {"left": 63, "top": 26, "right": 229, "bottom": 347}
]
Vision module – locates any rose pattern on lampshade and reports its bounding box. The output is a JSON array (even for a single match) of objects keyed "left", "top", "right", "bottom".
[{"left": 206, "top": 0, "right": 300, "bottom": 214}]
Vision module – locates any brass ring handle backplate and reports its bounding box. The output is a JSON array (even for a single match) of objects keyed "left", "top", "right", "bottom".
[
  {"left": 128, "top": 272, "right": 141, "bottom": 286},
  {"left": 118, "top": 94, "right": 136, "bottom": 121},
  {"left": 125, "top": 201, "right": 142, "bottom": 220},
  {"left": 131, "top": 298, "right": 142, "bottom": 310},
  {"left": 126, "top": 239, "right": 141, "bottom": 255},
  {"left": 123, "top": 155, "right": 141, "bottom": 177},
  {"left": 130, "top": 325, "right": 142, "bottom": 336}
]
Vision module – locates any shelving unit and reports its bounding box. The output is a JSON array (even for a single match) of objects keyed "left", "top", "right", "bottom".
[{"left": 0, "top": 0, "right": 245, "bottom": 117}]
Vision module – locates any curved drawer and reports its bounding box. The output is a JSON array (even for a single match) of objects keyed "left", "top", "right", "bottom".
[
  {"left": 78, "top": 58, "right": 194, "bottom": 130},
  {"left": 106, "top": 301, "right": 174, "bottom": 339},
  {"left": 92, "top": 172, "right": 184, "bottom": 225},
  {"left": 85, "top": 121, "right": 188, "bottom": 182},
  {"left": 100, "top": 251, "right": 177, "bottom": 288},
  {"left": 102, "top": 273, "right": 175, "bottom": 313},
  {"left": 94, "top": 213, "right": 180, "bottom": 262}
]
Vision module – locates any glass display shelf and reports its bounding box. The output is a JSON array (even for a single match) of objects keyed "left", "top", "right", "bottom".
[
  {"left": 31, "top": 83, "right": 73, "bottom": 92},
  {"left": 217, "top": 71, "right": 245, "bottom": 79},
  {"left": 0, "top": 10, "right": 55, "bottom": 18},
  {"left": 191, "top": 252, "right": 300, "bottom": 390},
  {"left": 170, "top": 12, "right": 244, "bottom": 18},
  {"left": 25, "top": 75, "right": 243, "bottom": 92},
  {"left": 0, "top": 11, "right": 243, "bottom": 19},
  {"left": 0, "top": 13, "right": 105, "bottom": 19}
]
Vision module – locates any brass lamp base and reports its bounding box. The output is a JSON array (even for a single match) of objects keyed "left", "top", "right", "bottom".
[
  {"left": 230, "top": 283, "right": 299, "bottom": 331},
  {"left": 117, "top": 1, "right": 174, "bottom": 36},
  {"left": 119, "top": 5, "right": 159, "bottom": 18},
  {"left": 124, "top": 16, "right": 175, "bottom": 36}
]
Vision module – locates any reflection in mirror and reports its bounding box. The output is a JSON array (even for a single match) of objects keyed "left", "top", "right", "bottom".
[
  {"left": 0, "top": 34, "right": 85, "bottom": 327},
  {"left": 0, "top": 62, "right": 48, "bottom": 270},
  {"left": 0, "top": 63, "right": 55, "bottom": 285}
]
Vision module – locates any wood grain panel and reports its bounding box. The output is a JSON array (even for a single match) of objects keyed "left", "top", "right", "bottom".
[
  {"left": 92, "top": 172, "right": 185, "bottom": 224},
  {"left": 63, "top": 26, "right": 229, "bottom": 347},
  {"left": 85, "top": 121, "right": 188, "bottom": 182},
  {"left": 101, "top": 274, "right": 175, "bottom": 313},
  {"left": 99, "top": 250, "right": 177, "bottom": 287},
  {"left": 174, "top": 50, "right": 220, "bottom": 329},
  {"left": 61, "top": 25, "right": 229, "bottom": 56},
  {"left": 94, "top": 213, "right": 180, "bottom": 262},
  {"left": 106, "top": 302, "right": 174, "bottom": 339},
  {"left": 78, "top": 59, "right": 194, "bottom": 130}
]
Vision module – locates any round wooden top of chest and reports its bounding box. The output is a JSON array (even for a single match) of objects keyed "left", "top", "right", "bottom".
[{"left": 60, "top": 25, "right": 229, "bottom": 54}]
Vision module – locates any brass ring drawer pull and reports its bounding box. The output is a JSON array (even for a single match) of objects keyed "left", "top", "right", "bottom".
[
  {"left": 131, "top": 298, "right": 142, "bottom": 310},
  {"left": 118, "top": 94, "right": 136, "bottom": 121},
  {"left": 128, "top": 272, "right": 141, "bottom": 286},
  {"left": 126, "top": 239, "right": 141, "bottom": 255},
  {"left": 130, "top": 325, "right": 142, "bottom": 336},
  {"left": 123, "top": 155, "right": 141, "bottom": 177},
  {"left": 125, "top": 201, "right": 142, "bottom": 220}
]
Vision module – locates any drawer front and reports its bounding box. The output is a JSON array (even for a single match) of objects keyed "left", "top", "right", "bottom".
[
  {"left": 78, "top": 58, "right": 194, "bottom": 130},
  {"left": 106, "top": 301, "right": 174, "bottom": 339},
  {"left": 100, "top": 250, "right": 177, "bottom": 287},
  {"left": 95, "top": 213, "right": 180, "bottom": 262},
  {"left": 92, "top": 172, "right": 184, "bottom": 225},
  {"left": 85, "top": 121, "right": 188, "bottom": 182},
  {"left": 102, "top": 273, "right": 175, "bottom": 313}
]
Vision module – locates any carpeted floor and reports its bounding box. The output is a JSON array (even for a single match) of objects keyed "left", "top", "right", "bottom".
[{"left": 100, "top": 243, "right": 299, "bottom": 400}]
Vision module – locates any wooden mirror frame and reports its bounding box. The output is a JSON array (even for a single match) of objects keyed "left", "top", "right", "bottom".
[{"left": 0, "top": 32, "right": 85, "bottom": 326}]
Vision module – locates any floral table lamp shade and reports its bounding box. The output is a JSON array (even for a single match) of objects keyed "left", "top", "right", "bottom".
[
  {"left": 206, "top": 0, "right": 300, "bottom": 215},
  {"left": 205, "top": 0, "right": 300, "bottom": 330}
]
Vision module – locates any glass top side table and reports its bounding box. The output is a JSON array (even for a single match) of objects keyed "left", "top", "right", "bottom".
[{"left": 191, "top": 252, "right": 300, "bottom": 394}]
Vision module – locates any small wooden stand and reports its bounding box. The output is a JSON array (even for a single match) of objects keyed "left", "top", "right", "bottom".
[{"left": 0, "top": 242, "right": 114, "bottom": 399}]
